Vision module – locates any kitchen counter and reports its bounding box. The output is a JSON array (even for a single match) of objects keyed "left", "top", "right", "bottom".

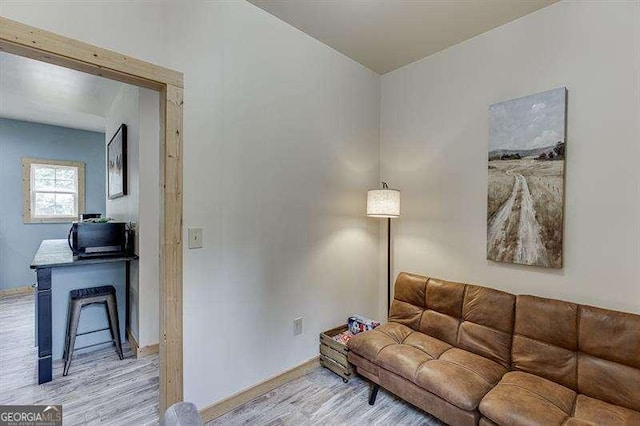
[
  {"left": 30, "top": 239, "right": 137, "bottom": 384},
  {"left": 30, "top": 239, "right": 137, "bottom": 269}
]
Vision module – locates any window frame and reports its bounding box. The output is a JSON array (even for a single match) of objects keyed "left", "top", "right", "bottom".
[{"left": 22, "top": 157, "right": 86, "bottom": 224}]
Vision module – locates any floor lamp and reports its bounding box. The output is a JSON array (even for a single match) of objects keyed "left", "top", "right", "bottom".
[{"left": 367, "top": 182, "right": 400, "bottom": 318}]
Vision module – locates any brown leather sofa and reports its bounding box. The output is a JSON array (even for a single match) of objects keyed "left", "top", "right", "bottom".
[{"left": 347, "top": 272, "right": 640, "bottom": 426}]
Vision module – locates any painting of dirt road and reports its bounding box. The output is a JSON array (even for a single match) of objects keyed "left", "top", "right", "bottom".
[{"left": 487, "top": 88, "right": 566, "bottom": 268}]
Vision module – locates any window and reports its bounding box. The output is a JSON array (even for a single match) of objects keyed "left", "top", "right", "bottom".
[{"left": 22, "top": 158, "right": 85, "bottom": 223}]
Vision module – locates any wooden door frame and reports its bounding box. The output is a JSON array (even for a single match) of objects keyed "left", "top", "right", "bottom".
[{"left": 0, "top": 17, "right": 184, "bottom": 414}]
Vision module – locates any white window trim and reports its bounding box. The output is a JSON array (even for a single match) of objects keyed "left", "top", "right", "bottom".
[{"left": 22, "top": 157, "right": 86, "bottom": 224}]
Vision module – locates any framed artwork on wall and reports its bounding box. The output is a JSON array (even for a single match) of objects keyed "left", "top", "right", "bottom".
[
  {"left": 487, "top": 87, "right": 566, "bottom": 268},
  {"left": 107, "top": 124, "right": 127, "bottom": 200}
]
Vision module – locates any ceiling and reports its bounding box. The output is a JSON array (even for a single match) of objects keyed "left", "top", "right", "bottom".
[
  {"left": 0, "top": 51, "right": 123, "bottom": 132},
  {"left": 248, "top": 0, "right": 558, "bottom": 74}
]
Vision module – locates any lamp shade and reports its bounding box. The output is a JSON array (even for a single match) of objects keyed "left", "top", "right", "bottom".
[{"left": 367, "top": 188, "right": 400, "bottom": 218}]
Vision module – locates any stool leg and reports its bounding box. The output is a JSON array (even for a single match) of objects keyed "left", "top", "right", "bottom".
[
  {"left": 63, "top": 301, "right": 82, "bottom": 376},
  {"left": 106, "top": 294, "right": 124, "bottom": 360},
  {"left": 105, "top": 300, "right": 115, "bottom": 343},
  {"left": 62, "top": 297, "right": 73, "bottom": 362}
]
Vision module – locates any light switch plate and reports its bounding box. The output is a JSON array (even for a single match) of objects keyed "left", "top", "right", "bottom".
[{"left": 188, "top": 228, "right": 203, "bottom": 249}]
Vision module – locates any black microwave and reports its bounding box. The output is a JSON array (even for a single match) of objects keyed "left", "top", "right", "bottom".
[{"left": 68, "top": 222, "right": 132, "bottom": 258}]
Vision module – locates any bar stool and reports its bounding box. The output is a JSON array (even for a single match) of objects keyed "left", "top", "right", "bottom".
[{"left": 63, "top": 285, "right": 124, "bottom": 376}]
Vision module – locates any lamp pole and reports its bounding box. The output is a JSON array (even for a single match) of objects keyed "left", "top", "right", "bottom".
[
  {"left": 366, "top": 181, "right": 400, "bottom": 320},
  {"left": 387, "top": 217, "right": 391, "bottom": 317}
]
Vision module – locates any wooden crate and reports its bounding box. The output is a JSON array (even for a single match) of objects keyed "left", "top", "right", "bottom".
[{"left": 319, "top": 324, "right": 354, "bottom": 383}]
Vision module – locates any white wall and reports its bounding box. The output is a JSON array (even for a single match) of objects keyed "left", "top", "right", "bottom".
[
  {"left": 0, "top": 1, "right": 166, "bottom": 66},
  {"left": 1, "top": 0, "right": 382, "bottom": 409},
  {"left": 163, "top": 1, "right": 380, "bottom": 408},
  {"left": 138, "top": 88, "right": 161, "bottom": 347},
  {"left": 105, "top": 84, "right": 141, "bottom": 341},
  {"left": 381, "top": 1, "right": 640, "bottom": 314},
  {"left": 106, "top": 85, "right": 139, "bottom": 224},
  {"left": 104, "top": 84, "right": 161, "bottom": 347}
]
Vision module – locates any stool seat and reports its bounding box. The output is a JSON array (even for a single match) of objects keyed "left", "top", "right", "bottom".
[
  {"left": 63, "top": 284, "right": 123, "bottom": 376},
  {"left": 70, "top": 285, "right": 116, "bottom": 299}
]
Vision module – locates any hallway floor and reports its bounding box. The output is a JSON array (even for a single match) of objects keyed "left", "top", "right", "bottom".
[{"left": 0, "top": 292, "right": 159, "bottom": 425}]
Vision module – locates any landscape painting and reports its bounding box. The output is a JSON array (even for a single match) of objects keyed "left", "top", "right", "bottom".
[
  {"left": 107, "top": 124, "right": 127, "bottom": 199},
  {"left": 487, "top": 88, "right": 566, "bottom": 268}
]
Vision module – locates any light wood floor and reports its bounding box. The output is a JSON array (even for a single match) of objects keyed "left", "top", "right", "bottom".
[
  {"left": 0, "top": 292, "right": 159, "bottom": 425},
  {"left": 2, "top": 292, "right": 442, "bottom": 425},
  {"left": 209, "top": 366, "right": 444, "bottom": 425}
]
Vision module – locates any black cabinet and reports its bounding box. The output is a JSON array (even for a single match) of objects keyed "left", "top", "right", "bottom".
[{"left": 36, "top": 268, "right": 52, "bottom": 384}]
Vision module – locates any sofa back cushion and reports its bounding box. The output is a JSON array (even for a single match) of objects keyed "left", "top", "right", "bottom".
[
  {"left": 390, "top": 272, "right": 429, "bottom": 330},
  {"left": 418, "top": 278, "right": 465, "bottom": 346},
  {"left": 513, "top": 295, "right": 640, "bottom": 411},
  {"left": 389, "top": 272, "right": 515, "bottom": 368},
  {"left": 577, "top": 305, "right": 640, "bottom": 412},
  {"left": 457, "top": 285, "right": 515, "bottom": 368},
  {"left": 512, "top": 295, "right": 579, "bottom": 389}
]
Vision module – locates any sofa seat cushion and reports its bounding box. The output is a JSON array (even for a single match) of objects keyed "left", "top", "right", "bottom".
[
  {"left": 403, "top": 330, "right": 453, "bottom": 358},
  {"left": 479, "top": 371, "right": 577, "bottom": 426},
  {"left": 375, "top": 333, "right": 452, "bottom": 380},
  {"left": 347, "top": 322, "right": 413, "bottom": 363},
  {"left": 377, "top": 344, "right": 434, "bottom": 381},
  {"left": 349, "top": 324, "right": 453, "bottom": 381},
  {"left": 572, "top": 394, "right": 640, "bottom": 425},
  {"left": 349, "top": 325, "right": 506, "bottom": 412},
  {"left": 414, "top": 348, "right": 508, "bottom": 411}
]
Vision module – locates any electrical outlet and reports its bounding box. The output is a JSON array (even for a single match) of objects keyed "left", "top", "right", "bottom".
[
  {"left": 293, "top": 317, "right": 303, "bottom": 336},
  {"left": 188, "top": 228, "right": 203, "bottom": 249}
]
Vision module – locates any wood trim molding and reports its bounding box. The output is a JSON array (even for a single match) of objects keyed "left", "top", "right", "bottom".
[
  {"left": 139, "top": 342, "right": 160, "bottom": 358},
  {"left": 21, "top": 157, "right": 85, "bottom": 224},
  {"left": 127, "top": 329, "right": 160, "bottom": 358},
  {"left": 127, "top": 329, "right": 140, "bottom": 355},
  {"left": 0, "top": 16, "right": 183, "bottom": 90},
  {"left": 199, "top": 357, "right": 321, "bottom": 423},
  {"left": 159, "top": 84, "right": 184, "bottom": 411},
  {"left": 0, "top": 16, "right": 184, "bottom": 416},
  {"left": 0, "top": 286, "right": 35, "bottom": 297}
]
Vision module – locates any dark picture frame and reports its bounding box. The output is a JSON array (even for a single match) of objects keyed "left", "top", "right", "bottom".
[{"left": 107, "top": 124, "right": 127, "bottom": 199}]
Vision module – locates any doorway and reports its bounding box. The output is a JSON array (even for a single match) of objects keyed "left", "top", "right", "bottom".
[{"left": 0, "top": 16, "right": 184, "bottom": 415}]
